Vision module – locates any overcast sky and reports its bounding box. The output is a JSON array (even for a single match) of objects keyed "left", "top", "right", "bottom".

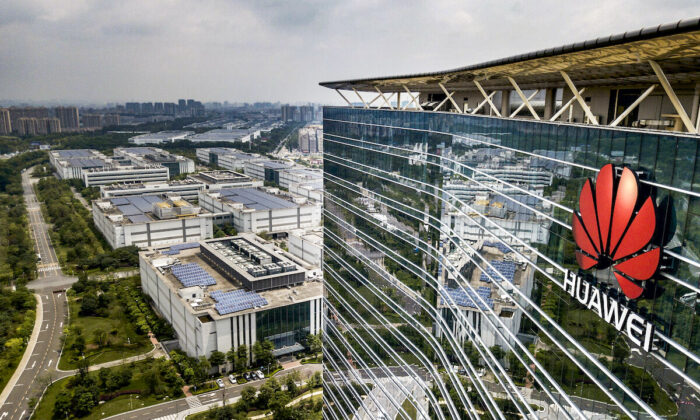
[{"left": 1, "top": 0, "right": 699, "bottom": 106}]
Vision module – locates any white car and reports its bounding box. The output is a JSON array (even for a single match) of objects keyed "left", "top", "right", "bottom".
[
  {"left": 228, "top": 374, "right": 236, "bottom": 384},
  {"left": 256, "top": 370, "right": 265, "bottom": 379},
  {"left": 216, "top": 378, "right": 225, "bottom": 388}
]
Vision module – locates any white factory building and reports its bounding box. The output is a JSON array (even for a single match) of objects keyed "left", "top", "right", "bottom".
[
  {"left": 139, "top": 235, "right": 323, "bottom": 358},
  {"left": 129, "top": 130, "right": 194, "bottom": 145},
  {"left": 114, "top": 147, "right": 195, "bottom": 176},
  {"left": 82, "top": 165, "right": 170, "bottom": 187},
  {"left": 187, "top": 128, "right": 260, "bottom": 143},
  {"left": 287, "top": 228, "right": 323, "bottom": 266},
  {"left": 196, "top": 148, "right": 263, "bottom": 171},
  {"left": 198, "top": 187, "right": 321, "bottom": 233},
  {"left": 93, "top": 194, "right": 213, "bottom": 249},
  {"left": 50, "top": 149, "right": 110, "bottom": 180},
  {"left": 99, "top": 171, "right": 262, "bottom": 201}
]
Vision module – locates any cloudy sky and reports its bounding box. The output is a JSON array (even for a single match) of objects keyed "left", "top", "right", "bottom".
[{"left": 1, "top": 0, "right": 699, "bottom": 105}]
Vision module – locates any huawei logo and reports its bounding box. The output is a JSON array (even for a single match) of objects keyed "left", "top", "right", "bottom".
[{"left": 572, "top": 164, "right": 661, "bottom": 299}]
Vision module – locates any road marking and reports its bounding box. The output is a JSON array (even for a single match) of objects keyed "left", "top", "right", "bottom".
[
  {"left": 48, "top": 359, "right": 53, "bottom": 367},
  {"left": 26, "top": 361, "right": 36, "bottom": 370},
  {"left": 19, "top": 411, "right": 25, "bottom": 418},
  {"left": 59, "top": 322, "right": 63, "bottom": 328},
  {"left": 0, "top": 412, "right": 7, "bottom": 420}
]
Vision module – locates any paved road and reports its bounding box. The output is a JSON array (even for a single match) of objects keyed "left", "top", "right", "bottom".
[
  {"left": 106, "top": 364, "right": 322, "bottom": 420},
  {"left": 0, "top": 170, "right": 76, "bottom": 420}
]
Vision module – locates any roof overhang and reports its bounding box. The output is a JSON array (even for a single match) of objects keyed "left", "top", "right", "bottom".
[{"left": 320, "top": 18, "right": 700, "bottom": 92}]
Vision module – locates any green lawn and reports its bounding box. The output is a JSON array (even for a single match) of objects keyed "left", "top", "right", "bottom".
[
  {"left": 58, "top": 298, "right": 152, "bottom": 370},
  {"left": 395, "top": 398, "right": 418, "bottom": 420},
  {"left": 32, "top": 360, "right": 181, "bottom": 420}
]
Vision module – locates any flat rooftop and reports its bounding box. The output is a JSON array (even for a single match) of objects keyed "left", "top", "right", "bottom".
[
  {"left": 101, "top": 178, "right": 203, "bottom": 191},
  {"left": 53, "top": 149, "right": 97, "bottom": 158},
  {"left": 95, "top": 194, "right": 203, "bottom": 224},
  {"left": 216, "top": 187, "right": 299, "bottom": 210},
  {"left": 189, "top": 170, "right": 254, "bottom": 184},
  {"left": 143, "top": 236, "right": 321, "bottom": 320}
]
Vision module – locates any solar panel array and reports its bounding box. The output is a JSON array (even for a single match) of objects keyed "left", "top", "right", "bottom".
[
  {"left": 480, "top": 261, "right": 516, "bottom": 283},
  {"left": 171, "top": 263, "right": 216, "bottom": 287},
  {"left": 56, "top": 149, "right": 95, "bottom": 158},
  {"left": 110, "top": 195, "right": 167, "bottom": 221},
  {"left": 484, "top": 241, "right": 512, "bottom": 254},
  {"left": 219, "top": 188, "right": 296, "bottom": 210},
  {"left": 440, "top": 286, "right": 493, "bottom": 310},
  {"left": 211, "top": 289, "right": 268, "bottom": 315},
  {"left": 162, "top": 242, "right": 200, "bottom": 255}
]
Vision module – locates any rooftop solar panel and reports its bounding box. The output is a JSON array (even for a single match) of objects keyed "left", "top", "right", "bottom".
[
  {"left": 128, "top": 214, "right": 151, "bottom": 223},
  {"left": 117, "top": 204, "right": 141, "bottom": 216}
]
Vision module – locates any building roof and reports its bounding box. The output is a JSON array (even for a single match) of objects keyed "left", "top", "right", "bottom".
[
  {"left": 219, "top": 187, "right": 298, "bottom": 210},
  {"left": 320, "top": 18, "right": 700, "bottom": 92}
]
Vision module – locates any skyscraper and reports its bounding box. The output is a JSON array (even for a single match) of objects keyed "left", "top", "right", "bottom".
[
  {"left": 321, "top": 20, "right": 700, "bottom": 419},
  {"left": 0, "top": 108, "right": 11, "bottom": 134},
  {"left": 54, "top": 106, "right": 80, "bottom": 130}
]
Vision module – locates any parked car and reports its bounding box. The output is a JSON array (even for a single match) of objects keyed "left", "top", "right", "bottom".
[
  {"left": 216, "top": 378, "right": 225, "bottom": 388},
  {"left": 256, "top": 370, "right": 264, "bottom": 379},
  {"left": 244, "top": 372, "right": 250, "bottom": 381},
  {"left": 228, "top": 374, "right": 236, "bottom": 384}
]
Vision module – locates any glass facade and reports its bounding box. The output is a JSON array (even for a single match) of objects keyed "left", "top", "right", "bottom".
[
  {"left": 323, "top": 106, "right": 700, "bottom": 419},
  {"left": 256, "top": 300, "right": 310, "bottom": 349}
]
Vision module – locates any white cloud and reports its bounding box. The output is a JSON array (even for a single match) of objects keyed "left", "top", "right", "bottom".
[{"left": 0, "top": 0, "right": 698, "bottom": 104}]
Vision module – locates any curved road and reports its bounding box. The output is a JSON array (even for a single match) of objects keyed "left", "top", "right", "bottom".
[{"left": 0, "top": 170, "right": 76, "bottom": 420}]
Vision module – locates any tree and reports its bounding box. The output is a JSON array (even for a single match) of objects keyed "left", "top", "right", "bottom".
[
  {"left": 53, "top": 391, "right": 72, "bottom": 419},
  {"left": 308, "top": 371, "right": 322, "bottom": 388},
  {"left": 257, "top": 377, "right": 280, "bottom": 407},
  {"left": 240, "top": 386, "right": 257, "bottom": 408},
  {"left": 253, "top": 340, "right": 275, "bottom": 367},
  {"left": 236, "top": 344, "right": 248, "bottom": 373},
  {"left": 285, "top": 374, "right": 297, "bottom": 396},
  {"left": 143, "top": 366, "right": 160, "bottom": 395},
  {"left": 93, "top": 328, "right": 107, "bottom": 347},
  {"left": 226, "top": 348, "right": 237, "bottom": 369},
  {"left": 209, "top": 350, "right": 226, "bottom": 372},
  {"left": 489, "top": 345, "right": 505, "bottom": 361},
  {"left": 307, "top": 333, "right": 322, "bottom": 356},
  {"left": 72, "top": 334, "right": 85, "bottom": 354}
]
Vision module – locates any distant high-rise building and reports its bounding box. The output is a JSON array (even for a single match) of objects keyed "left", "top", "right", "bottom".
[
  {"left": 141, "top": 102, "right": 154, "bottom": 115},
  {"left": 103, "top": 114, "right": 121, "bottom": 127},
  {"left": 0, "top": 108, "right": 11, "bottom": 134},
  {"left": 178, "top": 99, "right": 186, "bottom": 112},
  {"left": 186, "top": 99, "right": 195, "bottom": 108},
  {"left": 82, "top": 114, "right": 103, "bottom": 129},
  {"left": 300, "top": 105, "right": 314, "bottom": 122},
  {"left": 164, "top": 102, "right": 177, "bottom": 115},
  {"left": 154, "top": 102, "right": 164, "bottom": 114},
  {"left": 9, "top": 107, "right": 49, "bottom": 131},
  {"left": 125, "top": 102, "right": 141, "bottom": 114},
  {"left": 54, "top": 106, "right": 80, "bottom": 130},
  {"left": 16, "top": 118, "right": 38, "bottom": 136},
  {"left": 43, "top": 118, "right": 61, "bottom": 134}
]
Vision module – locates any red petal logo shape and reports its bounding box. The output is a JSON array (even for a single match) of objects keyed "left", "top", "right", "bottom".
[
  {"left": 614, "top": 272, "right": 644, "bottom": 299},
  {"left": 572, "top": 164, "right": 660, "bottom": 300},
  {"left": 595, "top": 164, "right": 614, "bottom": 253},
  {"left": 609, "top": 168, "right": 638, "bottom": 252},
  {"left": 614, "top": 247, "right": 661, "bottom": 281}
]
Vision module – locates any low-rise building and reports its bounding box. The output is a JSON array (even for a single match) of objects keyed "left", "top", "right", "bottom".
[
  {"left": 129, "top": 130, "right": 194, "bottom": 145},
  {"left": 187, "top": 170, "right": 263, "bottom": 191},
  {"left": 244, "top": 160, "right": 294, "bottom": 183},
  {"left": 82, "top": 164, "right": 170, "bottom": 187},
  {"left": 139, "top": 234, "right": 323, "bottom": 358},
  {"left": 187, "top": 128, "right": 259, "bottom": 143},
  {"left": 50, "top": 149, "right": 109, "bottom": 180},
  {"left": 100, "top": 179, "right": 207, "bottom": 201},
  {"left": 114, "top": 147, "right": 195, "bottom": 176},
  {"left": 198, "top": 187, "right": 321, "bottom": 233},
  {"left": 196, "top": 148, "right": 263, "bottom": 171},
  {"left": 93, "top": 194, "right": 213, "bottom": 249},
  {"left": 288, "top": 228, "right": 322, "bottom": 266}
]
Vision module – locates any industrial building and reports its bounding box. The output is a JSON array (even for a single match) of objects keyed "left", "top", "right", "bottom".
[
  {"left": 49, "top": 149, "right": 110, "bottom": 179},
  {"left": 198, "top": 187, "right": 321, "bottom": 233},
  {"left": 195, "top": 148, "right": 262, "bottom": 171},
  {"left": 114, "top": 147, "right": 195, "bottom": 177},
  {"left": 287, "top": 228, "right": 323, "bottom": 266},
  {"left": 187, "top": 128, "right": 260, "bottom": 143},
  {"left": 81, "top": 165, "right": 170, "bottom": 187},
  {"left": 99, "top": 171, "right": 262, "bottom": 201},
  {"left": 243, "top": 160, "right": 294, "bottom": 183},
  {"left": 92, "top": 194, "right": 213, "bottom": 249},
  {"left": 139, "top": 234, "right": 323, "bottom": 358},
  {"left": 128, "top": 130, "right": 194, "bottom": 145},
  {"left": 321, "top": 19, "right": 700, "bottom": 419}
]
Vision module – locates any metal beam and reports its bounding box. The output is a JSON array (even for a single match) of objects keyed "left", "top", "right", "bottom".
[
  {"left": 375, "top": 87, "right": 394, "bottom": 110},
  {"left": 610, "top": 84, "right": 656, "bottom": 127},
  {"left": 649, "top": 60, "right": 697, "bottom": 133},
  {"left": 439, "top": 83, "right": 461, "bottom": 114},
  {"left": 507, "top": 77, "right": 540, "bottom": 120},
  {"left": 473, "top": 80, "right": 502, "bottom": 117},
  {"left": 353, "top": 88, "right": 369, "bottom": 109},
  {"left": 471, "top": 91, "right": 497, "bottom": 115},
  {"left": 509, "top": 89, "right": 540, "bottom": 118},
  {"left": 560, "top": 71, "right": 598, "bottom": 125},
  {"left": 402, "top": 85, "right": 423, "bottom": 110},
  {"left": 335, "top": 89, "right": 354, "bottom": 108},
  {"left": 550, "top": 88, "right": 585, "bottom": 121}
]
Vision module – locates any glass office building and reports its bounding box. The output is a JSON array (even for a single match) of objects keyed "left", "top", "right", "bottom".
[{"left": 321, "top": 20, "right": 700, "bottom": 420}]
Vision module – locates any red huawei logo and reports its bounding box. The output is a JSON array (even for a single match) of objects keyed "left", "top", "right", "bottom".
[{"left": 572, "top": 164, "right": 660, "bottom": 299}]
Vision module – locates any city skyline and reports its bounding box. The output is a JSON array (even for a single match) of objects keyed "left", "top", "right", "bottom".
[{"left": 1, "top": 1, "right": 699, "bottom": 104}]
